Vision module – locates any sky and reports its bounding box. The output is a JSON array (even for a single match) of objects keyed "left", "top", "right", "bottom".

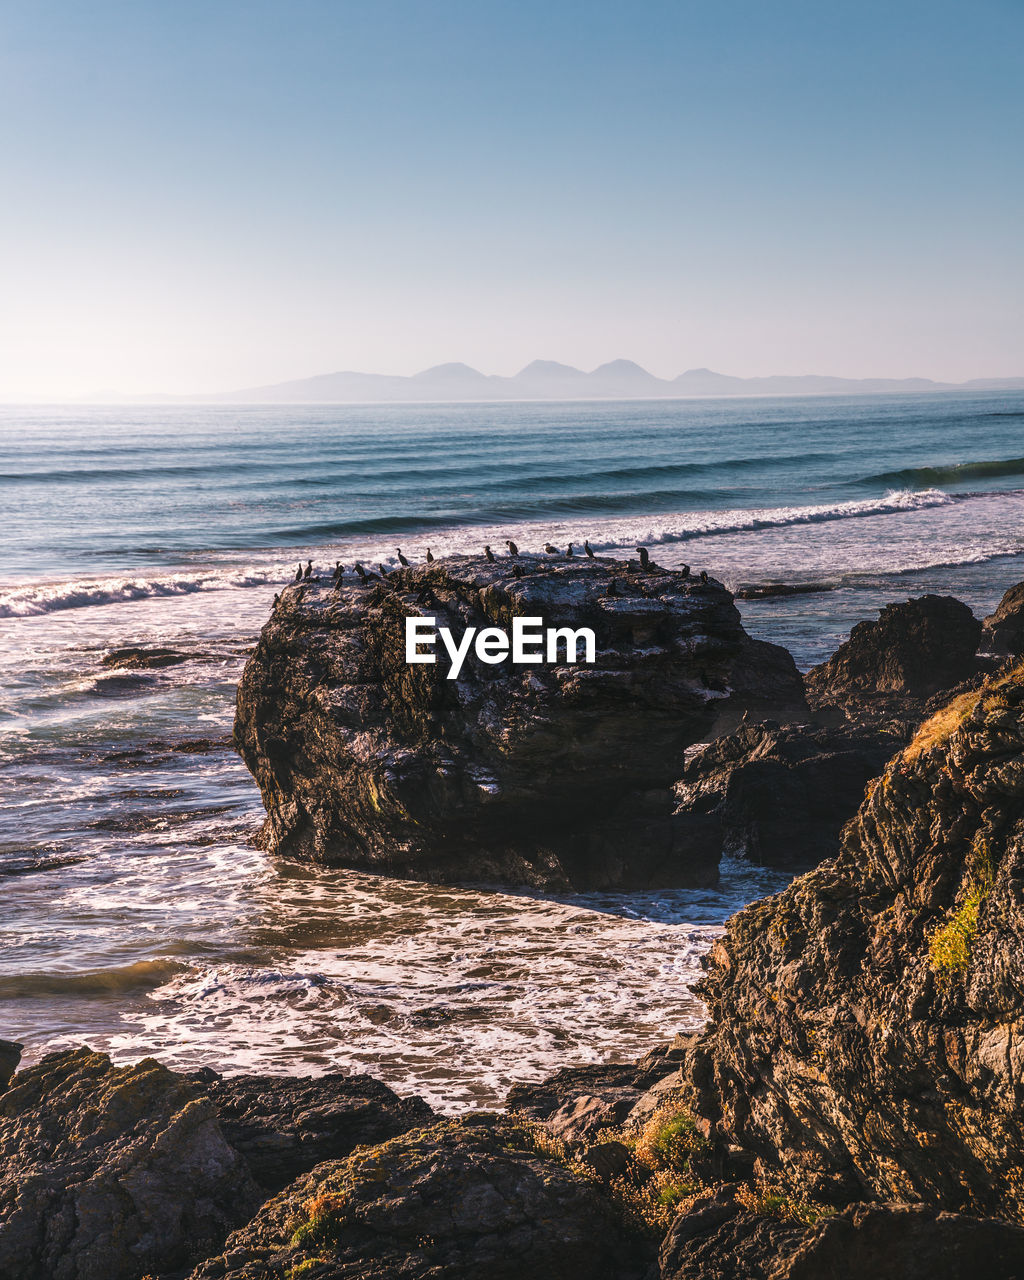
[{"left": 0, "top": 0, "right": 1021, "bottom": 399}]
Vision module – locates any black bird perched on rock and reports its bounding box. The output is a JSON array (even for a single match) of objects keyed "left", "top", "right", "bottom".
[
  {"left": 272, "top": 593, "right": 281, "bottom": 607},
  {"left": 396, "top": 548, "right": 410, "bottom": 567},
  {"left": 294, "top": 564, "right": 303, "bottom": 581},
  {"left": 584, "top": 540, "right": 594, "bottom": 558},
  {"left": 699, "top": 570, "right": 709, "bottom": 583},
  {"left": 425, "top": 547, "right": 434, "bottom": 562},
  {"left": 505, "top": 540, "right": 519, "bottom": 556},
  {"left": 607, "top": 578, "right": 618, "bottom": 597},
  {"left": 484, "top": 545, "right": 495, "bottom": 562},
  {"left": 378, "top": 563, "right": 390, "bottom": 577},
  {"left": 544, "top": 543, "right": 559, "bottom": 555},
  {"left": 512, "top": 563, "right": 524, "bottom": 578},
  {"left": 636, "top": 546, "right": 650, "bottom": 568},
  {"left": 303, "top": 559, "right": 313, "bottom": 579},
  {"left": 566, "top": 543, "right": 574, "bottom": 557},
  {"left": 354, "top": 562, "right": 370, "bottom": 584},
  {"left": 680, "top": 564, "right": 690, "bottom": 579}
]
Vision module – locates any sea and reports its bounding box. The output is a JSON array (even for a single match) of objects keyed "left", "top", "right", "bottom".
[{"left": 2, "top": 390, "right": 1023, "bottom": 1110}]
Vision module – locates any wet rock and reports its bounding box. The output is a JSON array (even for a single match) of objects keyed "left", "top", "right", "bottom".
[
  {"left": 672, "top": 722, "right": 895, "bottom": 868},
  {"left": 505, "top": 1064, "right": 642, "bottom": 1121},
  {"left": 0, "top": 1039, "right": 22, "bottom": 1090},
  {"left": 101, "top": 646, "right": 192, "bottom": 669},
  {"left": 660, "top": 1198, "right": 1024, "bottom": 1280},
  {"left": 982, "top": 581, "right": 1024, "bottom": 657},
  {"left": 186, "top": 1119, "right": 647, "bottom": 1280},
  {"left": 0, "top": 1048, "right": 258, "bottom": 1280},
  {"left": 206, "top": 1071, "right": 437, "bottom": 1194},
  {"left": 234, "top": 554, "right": 806, "bottom": 889},
  {"left": 804, "top": 595, "right": 982, "bottom": 724},
  {"left": 679, "top": 661, "right": 1024, "bottom": 1215}
]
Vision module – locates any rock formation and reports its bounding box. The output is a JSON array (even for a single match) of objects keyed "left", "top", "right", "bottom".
[
  {"left": 234, "top": 554, "right": 806, "bottom": 889},
  {"left": 982, "top": 580, "right": 1024, "bottom": 657},
  {"left": 804, "top": 594, "right": 983, "bottom": 726},
  {"left": 679, "top": 660, "right": 1024, "bottom": 1216}
]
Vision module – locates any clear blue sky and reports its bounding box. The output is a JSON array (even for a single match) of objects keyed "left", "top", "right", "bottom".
[{"left": 0, "top": 0, "right": 1021, "bottom": 397}]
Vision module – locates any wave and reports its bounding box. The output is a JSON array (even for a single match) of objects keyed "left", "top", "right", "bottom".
[
  {"left": 0, "top": 958, "right": 187, "bottom": 999},
  {"left": 863, "top": 457, "right": 1024, "bottom": 487},
  {"left": 0, "top": 488, "right": 962, "bottom": 617}
]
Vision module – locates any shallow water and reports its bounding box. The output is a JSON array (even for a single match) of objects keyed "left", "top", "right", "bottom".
[{"left": 2, "top": 391, "right": 1022, "bottom": 1107}]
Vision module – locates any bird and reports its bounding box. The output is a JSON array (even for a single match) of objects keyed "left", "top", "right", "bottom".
[
  {"left": 505, "top": 540, "right": 519, "bottom": 556},
  {"left": 294, "top": 564, "right": 303, "bottom": 581},
  {"left": 512, "top": 563, "right": 524, "bottom": 578},
  {"left": 584, "top": 540, "right": 595, "bottom": 558},
  {"left": 680, "top": 564, "right": 690, "bottom": 579},
  {"left": 636, "top": 546, "right": 650, "bottom": 568},
  {"left": 272, "top": 593, "right": 281, "bottom": 607},
  {"left": 303, "top": 559, "right": 313, "bottom": 579},
  {"left": 425, "top": 547, "right": 434, "bottom": 562},
  {"left": 607, "top": 578, "right": 618, "bottom": 597},
  {"left": 397, "top": 548, "right": 410, "bottom": 567},
  {"left": 354, "top": 562, "right": 370, "bottom": 584},
  {"left": 566, "top": 543, "right": 574, "bottom": 557},
  {"left": 484, "top": 545, "right": 495, "bottom": 562},
  {"left": 699, "top": 569, "right": 709, "bottom": 584},
  {"left": 378, "top": 563, "right": 390, "bottom": 577},
  {"left": 544, "top": 543, "right": 559, "bottom": 555}
]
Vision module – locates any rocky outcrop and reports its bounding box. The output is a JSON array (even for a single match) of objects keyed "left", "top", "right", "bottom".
[
  {"left": 982, "top": 581, "right": 1024, "bottom": 657},
  {"left": 804, "top": 595, "right": 982, "bottom": 726},
  {"left": 234, "top": 554, "right": 806, "bottom": 889},
  {"left": 659, "top": 1194, "right": 1024, "bottom": 1280},
  {"left": 679, "top": 660, "right": 1024, "bottom": 1216},
  {"left": 672, "top": 722, "right": 895, "bottom": 868},
  {"left": 186, "top": 1119, "right": 647, "bottom": 1280},
  {"left": 0, "top": 1039, "right": 21, "bottom": 1090},
  {"left": 0, "top": 1049, "right": 259, "bottom": 1280},
  {"left": 202, "top": 1071, "right": 437, "bottom": 1194}
]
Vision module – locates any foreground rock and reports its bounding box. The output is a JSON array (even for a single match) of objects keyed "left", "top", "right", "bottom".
[
  {"left": 679, "top": 660, "right": 1024, "bottom": 1215},
  {"left": 235, "top": 554, "right": 805, "bottom": 889},
  {"left": 205, "top": 1071, "right": 436, "bottom": 1194},
  {"left": 0, "top": 1049, "right": 258, "bottom": 1280},
  {"left": 187, "top": 1119, "right": 647, "bottom": 1280},
  {"left": 659, "top": 1194, "right": 1024, "bottom": 1280}
]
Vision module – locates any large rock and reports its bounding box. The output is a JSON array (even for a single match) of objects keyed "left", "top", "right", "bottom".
[
  {"left": 186, "top": 1119, "right": 647, "bottom": 1280},
  {"left": 0, "top": 1039, "right": 21, "bottom": 1090},
  {"left": 672, "top": 722, "right": 894, "bottom": 868},
  {"left": 0, "top": 1049, "right": 259, "bottom": 1280},
  {"left": 659, "top": 1194, "right": 1024, "bottom": 1280},
  {"left": 982, "top": 581, "right": 1024, "bottom": 657},
  {"left": 205, "top": 1071, "right": 436, "bottom": 1194},
  {"left": 679, "top": 660, "right": 1024, "bottom": 1215},
  {"left": 234, "top": 554, "right": 806, "bottom": 889},
  {"left": 805, "top": 595, "right": 982, "bottom": 723}
]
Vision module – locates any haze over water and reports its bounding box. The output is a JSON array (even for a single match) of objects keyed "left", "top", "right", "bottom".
[{"left": 3, "top": 389, "right": 1024, "bottom": 1107}]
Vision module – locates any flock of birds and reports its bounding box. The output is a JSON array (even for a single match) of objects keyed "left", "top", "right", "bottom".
[{"left": 273, "top": 542, "right": 709, "bottom": 608}]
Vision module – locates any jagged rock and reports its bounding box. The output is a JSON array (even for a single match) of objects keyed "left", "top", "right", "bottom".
[
  {"left": 660, "top": 1196, "right": 1024, "bottom": 1279},
  {"left": 805, "top": 595, "right": 982, "bottom": 724},
  {"left": 679, "top": 661, "right": 1024, "bottom": 1215},
  {"left": 234, "top": 554, "right": 806, "bottom": 889},
  {"left": 0, "top": 1049, "right": 259, "bottom": 1280},
  {"left": 505, "top": 1064, "right": 642, "bottom": 1122},
  {"left": 204, "top": 1072, "right": 437, "bottom": 1194},
  {"left": 0, "top": 1039, "right": 22, "bottom": 1090},
  {"left": 672, "top": 722, "right": 894, "bottom": 867},
  {"left": 186, "top": 1119, "right": 647, "bottom": 1280},
  {"left": 982, "top": 581, "right": 1024, "bottom": 656},
  {"left": 101, "top": 646, "right": 191, "bottom": 668}
]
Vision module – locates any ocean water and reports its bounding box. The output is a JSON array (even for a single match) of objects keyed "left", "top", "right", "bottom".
[{"left": 2, "top": 390, "right": 1023, "bottom": 1108}]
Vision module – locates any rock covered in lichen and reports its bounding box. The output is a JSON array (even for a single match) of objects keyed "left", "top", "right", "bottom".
[
  {"left": 234, "top": 554, "right": 806, "bottom": 889},
  {"left": 186, "top": 1119, "right": 647, "bottom": 1280},
  {"left": 679, "top": 661, "right": 1024, "bottom": 1214},
  {"left": 0, "top": 1049, "right": 259, "bottom": 1280}
]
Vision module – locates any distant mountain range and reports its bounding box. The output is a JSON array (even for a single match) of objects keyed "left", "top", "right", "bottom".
[{"left": 113, "top": 360, "right": 1024, "bottom": 404}]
